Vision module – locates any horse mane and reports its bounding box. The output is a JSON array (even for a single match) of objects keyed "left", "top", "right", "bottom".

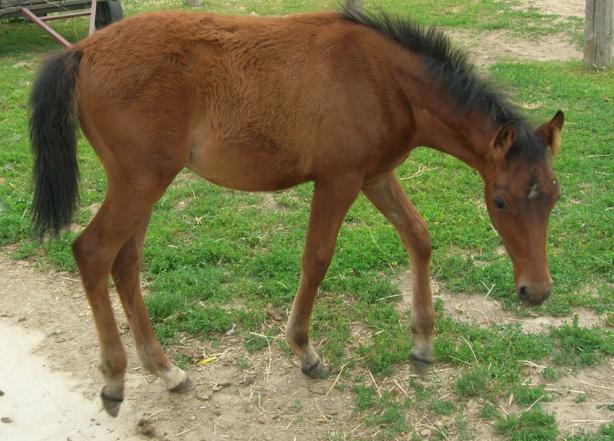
[{"left": 339, "top": 5, "right": 547, "bottom": 162}]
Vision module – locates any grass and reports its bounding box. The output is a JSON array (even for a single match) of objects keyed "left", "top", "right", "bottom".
[
  {"left": 1, "top": 1, "right": 613, "bottom": 440},
  {"left": 496, "top": 408, "right": 558, "bottom": 441}
]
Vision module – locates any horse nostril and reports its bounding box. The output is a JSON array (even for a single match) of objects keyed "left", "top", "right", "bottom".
[{"left": 518, "top": 286, "right": 529, "bottom": 301}]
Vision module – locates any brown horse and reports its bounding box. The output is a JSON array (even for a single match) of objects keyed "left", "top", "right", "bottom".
[{"left": 29, "top": 5, "right": 563, "bottom": 416}]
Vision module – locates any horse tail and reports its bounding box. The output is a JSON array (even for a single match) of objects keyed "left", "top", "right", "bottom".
[{"left": 29, "top": 49, "right": 83, "bottom": 237}]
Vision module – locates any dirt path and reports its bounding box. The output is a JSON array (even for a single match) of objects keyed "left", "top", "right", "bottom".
[
  {"left": 0, "top": 252, "right": 357, "bottom": 441},
  {"left": 0, "top": 320, "right": 143, "bottom": 441},
  {"left": 518, "top": 0, "right": 584, "bottom": 19},
  {"left": 449, "top": 29, "right": 582, "bottom": 67}
]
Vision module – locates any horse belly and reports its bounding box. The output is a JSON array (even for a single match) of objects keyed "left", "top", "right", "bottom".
[{"left": 187, "top": 140, "right": 312, "bottom": 191}]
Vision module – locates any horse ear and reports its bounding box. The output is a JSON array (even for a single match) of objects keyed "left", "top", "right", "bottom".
[
  {"left": 536, "top": 110, "right": 564, "bottom": 157},
  {"left": 491, "top": 123, "right": 516, "bottom": 161}
]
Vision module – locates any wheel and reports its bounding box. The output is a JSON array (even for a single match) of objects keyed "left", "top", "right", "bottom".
[{"left": 95, "top": 0, "right": 123, "bottom": 29}]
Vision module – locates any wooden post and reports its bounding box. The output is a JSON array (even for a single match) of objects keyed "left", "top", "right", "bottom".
[
  {"left": 348, "top": 0, "right": 364, "bottom": 12},
  {"left": 584, "top": 0, "right": 613, "bottom": 68}
]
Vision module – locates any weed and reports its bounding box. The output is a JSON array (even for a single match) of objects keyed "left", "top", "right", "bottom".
[
  {"left": 550, "top": 320, "right": 614, "bottom": 367},
  {"left": 496, "top": 408, "right": 558, "bottom": 441},
  {"left": 244, "top": 331, "right": 274, "bottom": 353},
  {"left": 513, "top": 384, "right": 551, "bottom": 406},
  {"left": 353, "top": 385, "right": 377, "bottom": 411},
  {"left": 237, "top": 356, "right": 251, "bottom": 369},
  {"left": 429, "top": 399, "right": 456, "bottom": 416},
  {"left": 327, "top": 433, "right": 345, "bottom": 441},
  {"left": 173, "top": 353, "right": 192, "bottom": 370},
  {"left": 456, "top": 366, "right": 490, "bottom": 398},
  {"left": 480, "top": 401, "right": 499, "bottom": 419}
]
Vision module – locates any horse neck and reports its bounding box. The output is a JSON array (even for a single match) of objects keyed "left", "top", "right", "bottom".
[
  {"left": 395, "top": 60, "right": 497, "bottom": 177},
  {"left": 411, "top": 100, "right": 496, "bottom": 176}
]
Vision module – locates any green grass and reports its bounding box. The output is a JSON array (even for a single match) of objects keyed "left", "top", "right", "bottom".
[
  {"left": 496, "top": 408, "right": 558, "bottom": 441},
  {"left": 1, "top": 1, "right": 613, "bottom": 440},
  {"left": 512, "top": 384, "right": 551, "bottom": 406}
]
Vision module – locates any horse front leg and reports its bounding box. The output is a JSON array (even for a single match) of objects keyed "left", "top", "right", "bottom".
[
  {"left": 362, "top": 172, "right": 434, "bottom": 374},
  {"left": 286, "top": 173, "right": 363, "bottom": 378}
]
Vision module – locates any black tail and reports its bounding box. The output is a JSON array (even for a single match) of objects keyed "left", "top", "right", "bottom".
[{"left": 30, "top": 50, "right": 83, "bottom": 237}]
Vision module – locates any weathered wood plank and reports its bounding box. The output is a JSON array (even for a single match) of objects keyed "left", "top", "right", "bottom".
[{"left": 584, "top": 0, "right": 613, "bottom": 68}]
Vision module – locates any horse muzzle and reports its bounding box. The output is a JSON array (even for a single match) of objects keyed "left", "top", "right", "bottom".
[{"left": 516, "top": 278, "right": 552, "bottom": 306}]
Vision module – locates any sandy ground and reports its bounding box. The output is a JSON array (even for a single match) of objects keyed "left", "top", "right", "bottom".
[
  {"left": 449, "top": 29, "right": 582, "bottom": 67},
  {"left": 0, "top": 321, "right": 143, "bottom": 441},
  {"left": 0, "top": 252, "right": 359, "bottom": 441},
  {"left": 518, "top": 0, "right": 584, "bottom": 18},
  {"left": 396, "top": 270, "right": 604, "bottom": 333}
]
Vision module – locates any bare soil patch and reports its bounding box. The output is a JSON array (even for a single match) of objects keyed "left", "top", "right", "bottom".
[
  {"left": 0, "top": 251, "right": 357, "bottom": 441},
  {"left": 397, "top": 269, "right": 602, "bottom": 332},
  {"left": 447, "top": 0, "right": 584, "bottom": 66},
  {"left": 261, "top": 193, "right": 281, "bottom": 211},
  {"left": 542, "top": 360, "right": 614, "bottom": 434},
  {"left": 517, "top": 0, "right": 585, "bottom": 19},
  {"left": 449, "top": 29, "right": 581, "bottom": 66},
  {"left": 520, "top": 358, "right": 614, "bottom": 434},
  {"left": 0, "top": 320, "right": 142, "bottom": 441}
]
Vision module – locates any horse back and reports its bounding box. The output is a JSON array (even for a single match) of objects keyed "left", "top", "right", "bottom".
[{"left": 76, "top": 11, "right": 415, "bottom": 189}]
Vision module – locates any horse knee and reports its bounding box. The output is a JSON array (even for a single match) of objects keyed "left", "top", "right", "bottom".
[
  {"left": 301, "top": 250, "right": 331, "bottom": 285},
  {"left": 413, "top": 234, "right": 432, "bottom": 260},
  {"left": 409, "top": 221, "right": 431, "bottom": 261}
]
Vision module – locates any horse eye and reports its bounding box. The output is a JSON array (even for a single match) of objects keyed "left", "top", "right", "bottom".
[{"left": 493, "top": 197, "right": 507, "bottom": 210}]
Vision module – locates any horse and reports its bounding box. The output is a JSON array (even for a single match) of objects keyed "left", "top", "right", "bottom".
[{"left": 29, "top": 5, "right": 563, "bottom": 417}]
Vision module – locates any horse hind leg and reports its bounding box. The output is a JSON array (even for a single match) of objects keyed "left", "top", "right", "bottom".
[
  {"left": 111, "top": 217, "right": 190, "bottom": 393},
  {"left": 73, "top": 166, "right": 182, "bottom": 416},
  {"left": 73, "top": 216, "right": 127, "bottom": 416}
]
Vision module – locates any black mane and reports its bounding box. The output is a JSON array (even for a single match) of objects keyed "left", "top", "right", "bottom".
[{"left": 339, "top": 5, "right": 547, "bottom": 162}]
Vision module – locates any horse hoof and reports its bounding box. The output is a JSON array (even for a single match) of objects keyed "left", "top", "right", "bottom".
[
  {"left": 301, "top": 360, "right": 331, "bottom": 379},
  {"left": 410, "top": 352, "right": 432, "bottom": 378},
  {"left": 100, "top": 388, "right": 123, "bottom": 417},
  {"left": 169, "top": 376, "right": 192, "bottom": 393}
]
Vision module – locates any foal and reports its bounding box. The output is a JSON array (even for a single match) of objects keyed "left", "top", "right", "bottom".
[{"left": 30, "top": 6, "right": 563, "bottom": 416}]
